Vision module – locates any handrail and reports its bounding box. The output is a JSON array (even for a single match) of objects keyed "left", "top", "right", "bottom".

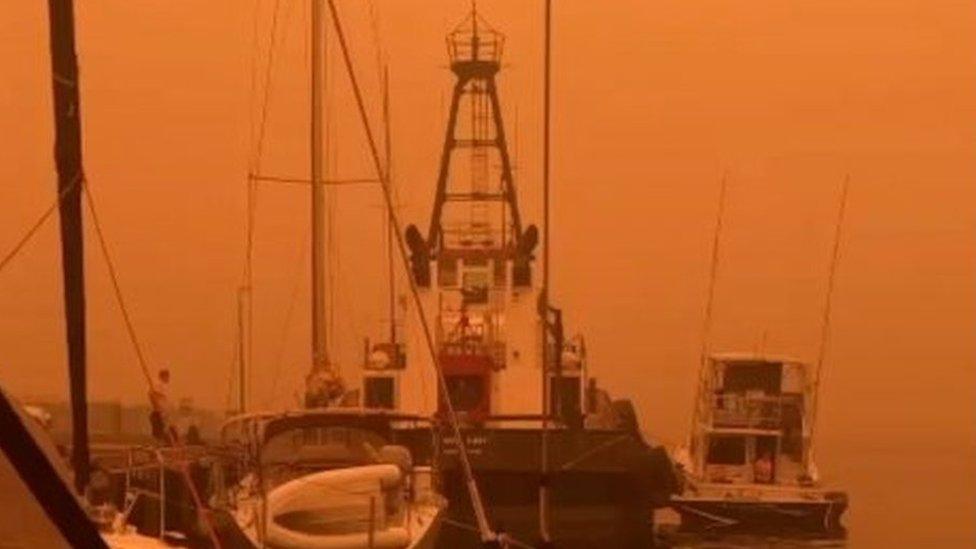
[{"left": 708, "top": 393, "right": 787, "bottom": 429}]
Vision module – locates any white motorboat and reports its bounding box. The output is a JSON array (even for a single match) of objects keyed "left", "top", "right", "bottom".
[{"left": 671, "top": 353, "right": 848, "bottom": 533}]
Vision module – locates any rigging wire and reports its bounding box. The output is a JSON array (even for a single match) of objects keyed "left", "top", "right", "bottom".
[
  {"left": 239, "top": 0, "right": 291, "bottom": 410},
  {"left": 324, "top": 0, "right": 497, "bottom": 542},
  {"left": 81, "top": 178, "right": 223, "bottom": 548},
  {"left": 265, "top": 230, "right": 310, "bottom": 408},
  {"left": 250, "top": 174, "right": 381, "bottom": 185},
  {"left": 366, "top": 0, "right": 387, "bottom": 87},
  {"left": 0, "top": 175, "right": 79, "bottom": 277},
  {"left": 225, "top": 303, "right": 241, "bottom": 412}
]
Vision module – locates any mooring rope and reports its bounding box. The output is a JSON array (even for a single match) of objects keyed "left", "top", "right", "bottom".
[{"left": 81, "top": 179, "right": 223, "bottom": 548}]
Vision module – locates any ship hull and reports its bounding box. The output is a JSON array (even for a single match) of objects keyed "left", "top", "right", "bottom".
[
  {"left": 671, "top": 494, "right": 848, "bottom": 533},
  {"left": 406, "top": 426, "right": 676, "bottom": 549}
]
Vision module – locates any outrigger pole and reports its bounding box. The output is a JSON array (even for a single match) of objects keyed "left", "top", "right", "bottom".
[
  {"left": 46, "top": 0, "right": 90, "bottom": 495},
  {"left": 691, "top": 172, "right": 729, "bottom": 433},
  {"left": 810, "top": 176, "right": 850, "bottom": 447}
]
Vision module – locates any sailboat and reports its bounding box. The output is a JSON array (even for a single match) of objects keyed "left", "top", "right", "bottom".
[{"left": 213, "top": 1, "right": 445, "bottom": 547}]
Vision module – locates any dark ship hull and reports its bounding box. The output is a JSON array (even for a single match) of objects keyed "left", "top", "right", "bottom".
[
  {"left": 398, "top": 421, "right": 677, "bottom": 549},
  {"left": 671, "top": 494, "right": 848, "bottom": 534}
]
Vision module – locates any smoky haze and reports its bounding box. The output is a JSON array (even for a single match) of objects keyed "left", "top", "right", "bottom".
[{"left": 1, "top": 2, "right": 974, "bottom": 543}]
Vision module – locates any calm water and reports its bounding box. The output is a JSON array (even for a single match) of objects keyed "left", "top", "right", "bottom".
[{"left": 657, "top": 434, "right": 976, "bottom": 548}]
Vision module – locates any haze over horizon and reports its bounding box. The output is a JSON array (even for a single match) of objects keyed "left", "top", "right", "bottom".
[{"left": 2, "top": 0, "right": 974, "bottom": 463}]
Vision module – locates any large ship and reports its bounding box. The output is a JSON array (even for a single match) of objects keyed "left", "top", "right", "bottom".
[{"left": 359, "top": 10, "right": 677, "bottom": 548}]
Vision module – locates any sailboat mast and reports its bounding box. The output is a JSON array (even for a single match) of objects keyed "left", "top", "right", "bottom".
[
  {"left": 383, "top": 67, "right": 396, "bottom": 344},
  {"left": 538, "top": 0, "right": 553, "bottom": 541},
  {"left": 311, "top": 0, "right": 329, "bottom": 371},
  {"left": 46, "top": 0, "right": 90, "bottom": 494}
]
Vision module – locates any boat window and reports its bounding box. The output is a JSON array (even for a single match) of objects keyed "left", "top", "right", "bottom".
[
  {"left": 439, "top": 257, "right": 458, "bottom": 287},
  {"left": 462, "top": 271, "right": 490, "bottom": 304},
  {"left": 722, "top": 361, "right": 782, "bottom": 394},
  {"left": 442, "top": 374, "right": 486, "bottom": 413},
  {"left": 706, "top": 435, "right": 747, "bottom": 465},
  {"left": 364, "top": 376, "right": 396, "bottom": 409},
  {"left": 493, "top": 258, "right": 506, "bottom": 286},
  {"left": 262, "top": 425, "right": 387, "bottom": 469}
]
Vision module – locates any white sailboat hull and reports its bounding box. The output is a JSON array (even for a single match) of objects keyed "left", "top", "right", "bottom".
[{"left": 238, "top": 464, "right": 444, "bottom": 549}]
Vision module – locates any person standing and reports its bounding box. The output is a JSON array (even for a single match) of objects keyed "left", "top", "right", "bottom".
[
  {"left": 753, "top": 449, "right": 774, "bottom": 484},
  {"left": 148, "top": 368, "right": 177, "bottom": 443}
]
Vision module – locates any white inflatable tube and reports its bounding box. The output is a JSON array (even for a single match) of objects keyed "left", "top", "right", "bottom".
[{"left": 265, "top": 464, "right": 411, "bottom": 549}]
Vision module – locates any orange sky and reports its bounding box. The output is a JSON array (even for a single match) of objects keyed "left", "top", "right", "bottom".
[{"left": 1, "top": 0, "right": 974, "bottom": 466}]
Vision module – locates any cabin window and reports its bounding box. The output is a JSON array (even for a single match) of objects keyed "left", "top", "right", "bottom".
[
  {"left": 723, "top": 361, "right": 782, "bottom": 394},
  {"left": 493, "top": 258, "right": 506, "bottom": 286},
  {"left": 549, "top": 375, "right": 582, "bottom": 422},
  {"left": 707, "top": 436, "right": 747, "bottom": 465},
  {"left": 364, "top": 376, "right": 396, "bottom": 409},
  {"left": 439, "top": 257, "right": 458, "bottom": 287},
  {"left": 462, "top": 271, "right": 490, "bottom": 304},
  {"left": 442, "top": 375, "right": 487, "bottom": 413}
]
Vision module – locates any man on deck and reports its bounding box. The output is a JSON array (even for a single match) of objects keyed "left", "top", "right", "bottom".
[{"left": 148, "top": 368, "right": 177, "bottom": 443}]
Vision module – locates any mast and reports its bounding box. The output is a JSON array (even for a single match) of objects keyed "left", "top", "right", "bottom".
[
  {"left": 236, "top": 287, "right": 247, "bottom": 412},
  {"left": 311, "top": 0, "right": 329, "bottom": 372},
  {"left": 538, "top": 0, "right": 553, "bottom": 543},
  {"left": 46, "top": 0, "right": 90, "bottom": 494},
  {"left": 383, "top": 66, "right": 396, "bottom": 345}
]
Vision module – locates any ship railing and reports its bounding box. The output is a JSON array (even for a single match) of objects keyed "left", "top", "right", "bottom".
[
  {"left": 708, "top": 393, "right": 786, "bottom": 429},
  {"left": 111, "top": 445, "right": 168, "bottom": 540},
  {"left": 447, "top": 22, "right": 504, "bottom": 64},
  {"left": 441, "top": 224, "right": 503, "bottom": 249},
  {"left": 437, "top": 296, "right": 506, "bottom": 344},
  {"left": 111, "top": 444, "right": 224, "bottom": 538}
]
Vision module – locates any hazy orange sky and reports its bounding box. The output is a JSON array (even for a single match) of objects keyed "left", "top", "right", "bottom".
[{"left": 1, "top": 0, "right": 974, "bottom": 485}]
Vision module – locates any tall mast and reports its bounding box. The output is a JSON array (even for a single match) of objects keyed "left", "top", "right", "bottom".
[
  {"left": 311, "top": 0, "right": 329, "bottom": 371},
  {"left": 46, "top": 0, "right": 90, "bottom": 494},
  {"left": 383, "top": 66, "right": 396, "bottom": 345},
  {"left": 538, "top": 0, "right": 553, "bottom": 542}
]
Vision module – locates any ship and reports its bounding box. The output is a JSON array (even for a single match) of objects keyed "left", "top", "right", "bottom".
[
  {"left": 670, "top": 353, "right": 848, "bottom": 533},
  {"left": 358, "top": 9, "right": 677, "bottom": 548}
]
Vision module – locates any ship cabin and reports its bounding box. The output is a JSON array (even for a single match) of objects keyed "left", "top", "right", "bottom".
[
  {"left": 689, "top": 354, "right": 815, "bottom": 487},
  {"left": 362, "top": 10, "right": 586, "bottom": 426},
  {"left": 363, "top": 227, "right": 588, "bottom": 426}
]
